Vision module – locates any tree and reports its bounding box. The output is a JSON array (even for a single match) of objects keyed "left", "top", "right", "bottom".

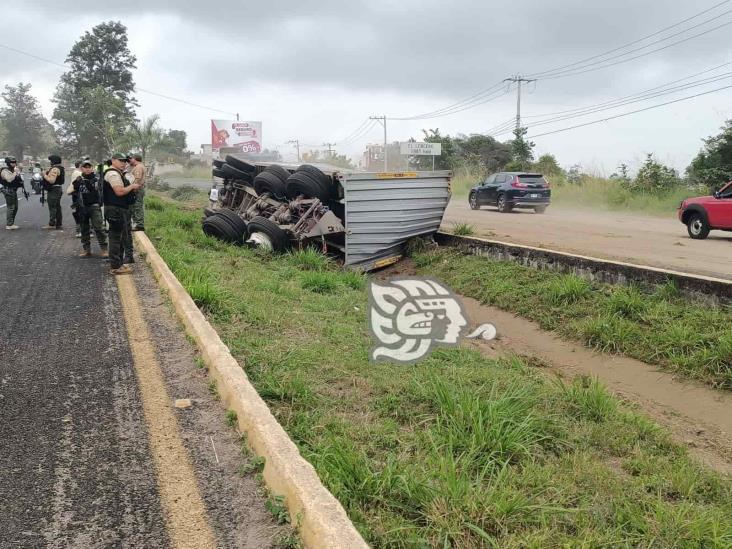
[
  {"left": 53, "top": 21, "right": 137, "bottom": 159},
  {"left": 302, "top": 149, "right": 355, "bottom": 169},
  {"left": 0, "top": 83, "right": 55, "bottom": 159},
  {"left": 632, "top": 154, "right": 680, "bottom": 194},
  {"left": 687, "top": 120, "right": 732, "bottom": 192},
  {"left": 508, "top": 126, "right": 535, "bottom": 170},
  {"left": 533, "top": 154, "right": 563, "bottom": 177},
  {"left": 124, "top": 115, "right": 164, "bottom": 161}
]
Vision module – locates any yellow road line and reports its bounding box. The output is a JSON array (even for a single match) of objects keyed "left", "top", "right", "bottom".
[{"left": 116, "top": 275, "right": 217, "bottom": 549}]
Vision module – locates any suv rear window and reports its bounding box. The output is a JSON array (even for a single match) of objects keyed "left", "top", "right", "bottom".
[{"left": 518, "top": 175, "right": 548, "bottom": 186}]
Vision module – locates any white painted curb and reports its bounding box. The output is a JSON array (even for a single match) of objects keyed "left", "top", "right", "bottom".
[{"left": 135, "top": 232, "right": 369, "bottom": 549}]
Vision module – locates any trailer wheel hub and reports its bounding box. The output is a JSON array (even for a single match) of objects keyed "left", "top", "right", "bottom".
[{"left": 246, "top": 231, "right": 274, "bottom": 251}]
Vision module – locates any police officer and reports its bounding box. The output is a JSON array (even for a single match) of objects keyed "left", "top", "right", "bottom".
[
  {"left": 72, "top": 159, "right": 108, "bottom": 258},
  {"left": 103, "top": 153, "right": 140, "bottom": 274},
  {"left": 67, "top": 159, "right": 83, "bottom": 237},
  {"left": 42, "top": 154, "right": 65, "bottom": 230},
  {"left": 1, "top": 156, "right": 24, "bottom": 230},
  {"left": 127, "top": 153, "right": 146, "bottom": 231}
]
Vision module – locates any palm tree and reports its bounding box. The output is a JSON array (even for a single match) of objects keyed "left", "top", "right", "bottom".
[{"left": 126, "top": 114, "right": 163, "bottom": 160}]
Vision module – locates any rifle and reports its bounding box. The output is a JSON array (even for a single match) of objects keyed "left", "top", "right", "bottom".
[{"left": 40, "top": 187, "right": 45, "bottom": 205}]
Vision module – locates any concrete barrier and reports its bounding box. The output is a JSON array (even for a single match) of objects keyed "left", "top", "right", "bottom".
[
  {"left": 436, "top": 232, "right": 732, "bottom": 306},
  {"left": 135, "top": 232, "right": 369, "bottom": 549}
]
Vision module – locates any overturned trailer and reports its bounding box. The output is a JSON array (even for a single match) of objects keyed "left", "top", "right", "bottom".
[{"left": 203, "top": 155, "right": 451, "bottom": 271}]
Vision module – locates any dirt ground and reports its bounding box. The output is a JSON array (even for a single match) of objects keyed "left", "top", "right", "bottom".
[
  {"left": 381, "top": 259, "right": 732, "bottom": 474},
  {"left": 443, "top": 201, "right": 732, "bottom": 280}
]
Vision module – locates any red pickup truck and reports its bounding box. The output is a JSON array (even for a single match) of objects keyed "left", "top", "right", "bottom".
[{"left": 678, "top": 181, "right": 732, "bottom": 239}]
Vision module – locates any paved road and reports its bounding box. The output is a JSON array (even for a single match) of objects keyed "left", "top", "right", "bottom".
[
  {"left": 444, "top": 200, "right": 732, "bottom": 280},
  {"left": 0, "top": 195, "right": 283, "bottom": 548}
]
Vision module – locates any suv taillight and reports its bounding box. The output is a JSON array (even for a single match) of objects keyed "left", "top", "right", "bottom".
[{"left": 511, "top": 176, "right": 528, "bottom": 188}]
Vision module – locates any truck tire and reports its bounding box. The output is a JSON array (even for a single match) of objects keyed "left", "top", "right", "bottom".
[
  {"left": 212, "top": 159, "right": 225, "bottom": 169},
  {"left": 221, "top": 163, "right": 252, "bottom": 182},
  {"left": 687, "top": 213, "right": 710, "bottom": 239},
  {"left": 469, "top": 192, "right": 480, "bottom": 210},
  {"left": 225, "top": 155, "right": 257, "bottom": 174},
  {"left": 212, "top": 168, "right": 227, "bottom": 179},
  {"left": 264, "top": 164, "right": 291, "bottom": 185},
  {"left": 214, "top": 209, "right": 248, "bottom": 235},
  {"left": 202, "top": 215, "right": 242, "bottom": 244},
  {"left": 246, "top": 216, "right": 289, "bottom": 252},
  {"left": 297, "top": 164, "right": 330, "bottom": 188},
  {"left": 203, "top": 207, "right": 216, "bottom": 218},
  {"left": 285, "top": 171, "right": 330, "bottom": 202},
  {"left": 534, "top": 205, "right": 547, "bottom": 214},
  {"left": 254, "top": 171, "right": 287, "bottom": 199}
]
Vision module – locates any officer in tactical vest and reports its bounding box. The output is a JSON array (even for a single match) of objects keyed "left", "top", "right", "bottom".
[
  {"left": 72, "top": 159, "right": 109, "bottom": 257},
  {"left": 103, "top": 153, "right": 140, "bottom": 274},
  {"left": 1, "top": 156, "right": 25, "bottom": 230},
  {"left": 68, "top": 159, "right": 83, "bottom": 237},
  {"left": 42, "top": 154, "right": 65, "bottom": 230}
]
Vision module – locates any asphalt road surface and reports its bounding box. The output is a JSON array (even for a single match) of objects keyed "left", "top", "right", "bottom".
[
  {"left": 444, "top": 200, "right": 732, "bottom": 280},
  {"left": 0, "top": 195, "right": 283, "bottom": 548}
]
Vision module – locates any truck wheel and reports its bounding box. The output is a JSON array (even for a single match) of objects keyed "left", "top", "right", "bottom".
[
  {"left": 224, "top": 155, "right": 257, "bottom": 174},
  {"left": 264, "top": 164, "right": 292, "bottom": 185},
  {"left": 497, "top": 193, "right": 512, "bottom": 213},
  {"left": 212, "top": 168, "right": 226, "bottom": 179},
  {"left": 687, "top": 213, "right": 710, "bottom": 239},
  {"left": 214, "top": 209, "right": 248, "bottom": 236},
  {"left": 202, "top": 215, "right": 242, "bottom": 244},
  {"left": 469, "top": 192, "right": 480, "bottom": 210},
  {"left": 285, "top": 172, "right": 330, "bottom": 202},
  {"left": 212, "top": 159, "right": 225, "bottom": 169},
  {"left": 534, "top": 205, "right": 547, "bottom": 214},
  {"left": 297, "top": 164, "right": 330, "bottom": 188},
  {"left": 254, "top": 171, "right": 287, "bottom": 199},
  {"left": 222, "top": 163, "right": 253, "bottom": 182},
  {"left": 246, "top": 216, "right": 289, "bottom": 252}
]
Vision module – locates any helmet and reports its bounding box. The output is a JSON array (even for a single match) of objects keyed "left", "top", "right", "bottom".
[{"left": 4, "top": 156, "right": 17, "bottom": 166}]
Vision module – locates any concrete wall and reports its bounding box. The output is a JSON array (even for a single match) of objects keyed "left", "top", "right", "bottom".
[{"left": 436, "top": 233, "right": 732, "bottom": 306}]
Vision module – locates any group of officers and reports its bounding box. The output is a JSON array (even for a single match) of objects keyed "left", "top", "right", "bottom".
[{"left": 0, "top": 153, "right": 146, "bottom": 275}]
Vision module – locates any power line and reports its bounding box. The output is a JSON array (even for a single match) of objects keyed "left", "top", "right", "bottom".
[
  {"left": 527, "top": 83, "right": 732, "bottom": 138},
  {"left": 527, "top": 0, "right": 731, "bottom": 78},
  {"left": 338, "top": 119, "right": 379, "bottom": 145},
  {"left": 389, "top": 81, "right": 507, "bottom": 120},
  {"left": 534, "top": 15, "right": 732, "bottom": 81},
  {"left": 0, "top": 42, "right": 237, "bottom": 116}
]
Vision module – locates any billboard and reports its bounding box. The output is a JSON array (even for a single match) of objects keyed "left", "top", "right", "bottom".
[
  {"left": 400, "top": 142, "right": 442, "bottom": 156},
  {"left": 211, "top": 120, "right": 262, "bottom": 154}
]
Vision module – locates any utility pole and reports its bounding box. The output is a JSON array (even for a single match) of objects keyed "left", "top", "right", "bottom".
[
  {"left": 369, "top": 115, "right": 388, "bottom": 171},
  {"left": 503, "top": 75, "right": 536, "bottom": 132},
  {"left": 286, "top": 139, "right": 300, "bottom": 162},
  {"left": 322, "top": 142, "right": 335, "bottom": 158}
]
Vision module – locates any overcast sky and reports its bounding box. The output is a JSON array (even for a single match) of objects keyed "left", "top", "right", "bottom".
[{"left": 3, "top": 0, "right": 732, "bottom": 173}]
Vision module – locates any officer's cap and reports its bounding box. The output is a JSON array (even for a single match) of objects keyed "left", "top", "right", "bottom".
[
  {"left": 81, "top": 159, "right": 94, "bottom": 167},
  {"left": 111, "top": 153, "right": 128, "bottom": 161}
]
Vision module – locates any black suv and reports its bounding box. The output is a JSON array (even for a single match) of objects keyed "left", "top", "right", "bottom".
[{"left": 469, "top": 172, "right": 551, "bottom": 213}]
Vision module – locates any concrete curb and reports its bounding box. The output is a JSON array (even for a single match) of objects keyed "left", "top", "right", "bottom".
[
  {"left": 135, "top": 232, "right": 368, "bottom": 549},
  {"left": 436, "top": 232, "right": 732, "bottom": 305}
]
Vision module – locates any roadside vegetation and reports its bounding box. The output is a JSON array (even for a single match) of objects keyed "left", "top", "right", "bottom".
[
  {"left": 416, "top": 248, "right": 732, "bottom": 390},
  {"left": 147, "top": 194, "right": 732, "bottom": 547}
]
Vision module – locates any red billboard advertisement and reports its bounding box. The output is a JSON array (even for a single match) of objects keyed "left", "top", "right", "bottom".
[{"left": 211, "top": 120, "right": 262, "bottom": 153}]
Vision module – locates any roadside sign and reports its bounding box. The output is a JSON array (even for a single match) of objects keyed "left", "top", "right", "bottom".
[{"left": 400, "top": 142, "right": 442, "bottom": 156}]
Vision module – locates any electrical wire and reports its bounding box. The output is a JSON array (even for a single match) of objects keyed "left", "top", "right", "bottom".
[
  {"left": 527, "top": 0, "right": 731, "bottom": 78},
  {"left": 0, "top": 42, "right": 237, "bottom": 116},
  {"left": 526, "top": 83, "right": 732, "bottom": 138},
  {"left": 390, "top": 85, "right": 511, "bottom": 121},
  {"left": 389, "top": 80, "right": 507, "bottom": 120}
]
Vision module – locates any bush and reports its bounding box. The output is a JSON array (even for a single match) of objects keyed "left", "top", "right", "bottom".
[{"left": 171, "top": 185, "right": 200, "bottom": 201}]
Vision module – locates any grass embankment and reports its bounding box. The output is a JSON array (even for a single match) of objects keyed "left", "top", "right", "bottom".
[
  {"left": 416, "top": 249, "right": 732, "bottom": 390},
  {"left": 146, "top": 196, "right": 732, "bottom": 547},
  {"left": 165, "top": 164, "right": 212, "bottom": 180},
  {"left": 448, "top": 171, "right": 699, "bottom": 217}
]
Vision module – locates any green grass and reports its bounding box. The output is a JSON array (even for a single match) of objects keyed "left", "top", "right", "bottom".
[
  {"left": 451, "top": 222, "right": 475, "bottom": 236},
  {"left": 147, "top": 199, "right": 732, "bottom": 547},
  {"left": 170, "top": 184, "right": 202, "bottom": 201},
  {"left": 415, "top": 249, "right": 732, "bottom": 389}
]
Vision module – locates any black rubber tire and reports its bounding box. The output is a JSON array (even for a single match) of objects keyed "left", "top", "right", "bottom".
[
  {"left": 297, "top": 164, "right": 330, "bottom": 188},
  {"left": 221, "top": 163, "right": 252, "bottom": 182},
  {"left": 534, "top": 205, "right": 547, "bottom": 214},
  {"left": 497, "top": 193, "right": 513, "bottom": 213},
  {"left": 254, "top": 170, "right": 288, "bottom": 199},
  {"left": 212, "top": 159, "right": 225, "bottom": 168},
  {"left": 264, "top": 164, "right": 292, "bottom": 185},
  {"left": 687, "top": 213, "right": 710, "bottom": 239},
  {"left": 203, "top": 207, "right": 216, "bottom": 218},
  {"left": 469, "top": 192, "right": 480, "bottom": 210},
  {"left": 246, "top": 216, "right": 289, "bottom": 252},
  {"left": 285, "top": 171, "right": 331, "bottom": 202},
  {"left": 225, "top": 155, "right": 257, "bottom": 174},
  {"left": 212, "top": 168, "right": 227, "bottom": 179},
  {"left": 214, "top": 209, "right": 248, "bottom": 235},
  {"left": 202, "top": 215, "right": 241, "bottom": 244}
]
